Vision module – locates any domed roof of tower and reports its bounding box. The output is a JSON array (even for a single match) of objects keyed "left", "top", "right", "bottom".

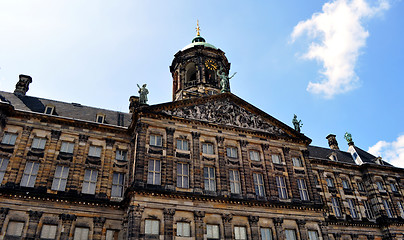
[{"left": 182, "top": 35, "right": 217, "bottom": 51}]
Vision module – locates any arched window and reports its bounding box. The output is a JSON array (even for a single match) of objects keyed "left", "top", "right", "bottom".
[{"left": 185, "top": 63, "right": 197, "bottom": 87}]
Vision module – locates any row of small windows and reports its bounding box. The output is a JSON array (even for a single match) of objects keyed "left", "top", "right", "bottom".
[
  {"left": 147, "top": 160, "right": 310, "bottom": 200},
  {"left": 43, "top": 105, "right": 107, "bottom": 124},
  {"left": 324, "top": 176, "right": 400, "bottom": 194}
]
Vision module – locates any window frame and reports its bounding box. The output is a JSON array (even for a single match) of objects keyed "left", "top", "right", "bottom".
[
  {"left": 147, "top": 159, "right": 161, "bottom": 185},
  {"left": 363, "top": 200, "right": 375, "bottom": 220},
  {"left": 40, "top": 224, "right": 58, "bottom": 239},
  {"left": 206, "top": 224, "right": 219, "bottom": 239},
  {"left": 383, "top": 199, "right": 393, "bottom": 218},
  {"left": 44, "top": 105, "right": 55, "bottom": 115},
  {"left": 260, "top": 227, "right": 273, "bottom": 240},
  {"left": 347, "top": 198, "right": 358, "bottom": 219},
  {"left": 276, "top": 176, "right": 288, "bottom": 199},
  {"left": 390, "top": 182, "right": 398, "bottom": 192},
  {"left": 145, "top": 219, "right": 160, "bottom": 235},
  {"left": 285, "top": 229, "right": 297, "bottom": 240},
  {"left": 177, "top": 163, "right": 189, "bottom": 188},
  {"left": 115, "top": 149, "right": 127, "bottom": 161},
  {"left": 308, "top": 230, "right": 320, "bottom": 240},
  {"left": 0, "top": 157, "right": 9, "bottom": 184},
  {"left": 253, "top": 173, "right": 265, "bottom": 197},
  {"left": 342, "top": 179, "right": 351, "bottom": 190},
  {"left": 31, "top": 137, "right": 47, "bottom": 150},
  {"left": 226, "top": 147, "right": 238, "bottom": 158},
  {"left": 96, "top": 114, "right": 105, "bottom": 123},
  {"left": 234, "top": 226, "right": 247, "bottom": 240},
  {"left": 1, "top": 132, "right": 18, "bottom": 145},
  {"left": 111, "top": 172, "right": 125, "bottom": 198},
  {"left": 73, "top": 226, "right": 89, "bottom": 240},
  {"left": 51, "top": 165, "right": 69, "bottom": 191},
  {"left": 271, "top": 154, "right": 282, "bottom": 164},
  {"left": 204, "top": 166, "right": 216, "bottom": 192},
  {"left": 331, "top": 197, "right": 342, "bottom": 217},
  {"left": 326, "top": 177, "right": 335, "bottom": 188},
  {"left": 292, "top": 157, "right": 303, "bottom": 167},
  {"left": 176, "top": 222, "right": 191, "bottom": 237},
  {"left": 88, "top": 145, "right": 102, "bottom": 158},
  {"left": 297, "top": 178, "right": 309, "bottom": 201},
  {"left": 150, "top": 134, "right": 162, "bottom": 147},
  {"left": 202, "top": 142, "right": 214, "bottom": 155},
  {"left": 20, "top": 161, "right": 40, "bottom": 188},
  {"left": 397, "top": 201, "right": 404, "bottom": 218},
  {"left": 229, "top": 169, "right": 241, "bottom": 194},
  {"left": 6, "top": 221, "right": 25, "bottom": 237},
  {"left": 376, "top": 181, "right": 385, "bottom": 191},
  {"left": 357, "top": 181, "right": 365, "bottom": 191},
  {"left": 60, "top": 141, "right": 75, "bottom": 154},
  {"left": 249, "top": 150, "right": 260, "bottom": 161},
  {"left": 176, "top": 139, "right": 189, "bottom": 151},
  {"left": 82, "top": 169, "right": 98, "bottom": 194}
]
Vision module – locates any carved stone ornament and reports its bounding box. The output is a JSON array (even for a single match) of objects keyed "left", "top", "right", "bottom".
[
  {"left": 51, "top": 130, "right": 61, "bottom": 140},
  {"left": 93, "top": 217, "right": 106, "bottom": 227},
  {"left": 162, "top": 100, "right": 286, "bottom": 136},
  {"left": 128, "top": 205, "right": 144, "bottom": 218},
  {"left": 163, "top": 208, "right": 176, "bottom": 217},
  {"left": 194, "top": 211, "right": 205, "bottom": 221},
  {"left": 59, "top": 213, "right": 77, "bottom": 222},
  {"left": 221, "top": 213, "right": 233, "bottom": 223},
  {"left": 28, "top": 210, "right": 43, "bottom": 222},
  {"left": 79, "top": 134, "right": 89, "bottom": 142},
  {"left": 248, "top": 216, "right": 259, "bottom": 223},
  {"left": 273, "top": 217, "right": 283, "bottom": 226}
]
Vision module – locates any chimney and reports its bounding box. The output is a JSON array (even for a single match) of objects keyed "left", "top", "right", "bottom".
[
  {"left": 129, "top": 96, "right": 140, "bottom": 113},
  {"left": 326, "top": 134, "right": 339, "bottom": 150},
  {"left": 14, "top": 74, "right": 32, "bottom": 96}
]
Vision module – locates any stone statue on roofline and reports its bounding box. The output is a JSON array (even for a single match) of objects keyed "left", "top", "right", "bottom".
[
  {"left": 217, "top": 67, "right": 237, "bottom": 93},
  {"left": 137, "top": 84, "right": 149, "bottom": 105},
  {"left": 344, "top": 132, "right": 353, "bottom": 144},
  {"left": 292, "top": 114, "right": 303, "bottom": 133}
]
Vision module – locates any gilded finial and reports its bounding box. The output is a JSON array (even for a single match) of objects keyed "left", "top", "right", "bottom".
[{"left": 196, "top": 20, "right": 200, "bottom": 36}]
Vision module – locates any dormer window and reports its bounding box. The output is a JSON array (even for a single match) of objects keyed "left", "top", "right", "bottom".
[
  {"left": 96, "top": 114, "right": 105, "bottom": 123},
  {"left": 44, "top": 105, "right": 54, "bottom": 115}
]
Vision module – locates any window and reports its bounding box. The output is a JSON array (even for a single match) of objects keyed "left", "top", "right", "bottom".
[
  {"left": 40, "top": 224, "right": 57, "bottom": 239},
  {"left": 253, "top": 173, "right": 265, "bottom": 197},
  {"left": 147, "top": 159, "right": 161, "bottom": 185},
  {"left": 20, "top": 161, "right": 39, "bottom": 187},
  {"left": 352, "top": 152, "right": 358, "bottom": 160},
  {"left": 0, "top": 157, "right": 9, "bottom": 184},
  {"left": 82, "top": 169, "right": 98, "bottom": 194},
  {"left": 106, "top": 230, "right": 118, "bottom": 240},
  {"left": 51, "top": 166, "right": 69, "bottom": 191},
  {"left": 276, "top": 176, "right": 288, "bottom": 199},
  {"left": 60, "top": 141, "right": 74, "bottom": 154},
  {"left": 115, "top": 150, "right": 127, "bottom": 161},
  {"left": 292, "top": 157, "right": 303, "bottom": 167},
  {"left": 31, "top": 137, "right": 46, "bottom": 150},
  {"left": 376, "top": 181, "right": 385, "bottom": 191},
  {"left": 176, "top": 222, "right": 190, "bottom": 237},
  {"left": 177, "top": 163, "right": 189, "bottom": 188},
  {"left": 331, "top": 197, "right": 342, "bottom": 217},
  {"left": 249, "top": 150, "right": 260, "bottom": 161},
  {"left": 44, "top": 105, "right": 54, "bottom": 115},
  {"left": 297, "top": 178, "right": 309, "bottom": 201},
  {"left": 6, "top": 221, "right": 24, "bottom": 237},
  {"left": 285, "top": 229, "right": 297, "bottom": 240},
  {"left": 390, "top": 182, "right": 398, "bottom": 192},
  {"left": 73, "top": 227, "right": 89, "bottom": 240},
  {"left": 177, "top": 139, "right": 189, "bottom": 151},
  {"left": 202, "top": 143, "right": 214, "bottom": 154},
  {"left": 96, "top": 114, "right": 105, "bottom": 123},
  {"left": 206, "top": 224, "right": 219, "bottom": 239},
  {"left": 271, "top": 154, "right": 281, "bottom": 164},
  {"left": 229, "top": 170, "right": 241, "bottom": 194},
  {"left": 226, "top": 147, "right": 238, "bottom": 158},
  {"left": 260, "top": 228, "right": 273, "bottom": 240},
  {"left": 326, "top": 178, "right": 335, "bottom": 188},
  {"left": 204, "top": 167, "right": 216, "bottom": 191},
  {"left": 234, "top": 226, "right": 247, "bottom": 240},
  {"left": 342, "top": 179, "right": 351, "bottom": 189},
  {"left": 347, "top": 199, "right": 358, "bottom": 218},
  {"left": 383, "top": 199, "right": 393, "bottom": 218},
  {"left": 357, "top": 181, "right": 365, "bottom": 191},
  {"left": 150, "top": 134, "right": 162, "bottom": 147},
  {"left": 88, "top": 146, "right": 102, "bottom": 158},
  {"left": 308, "top": 230, "right": 319, "bottom": 240},
  {"left": 1, "top": 132, "right": 17, "bottom": 145},
  {"left": 397, "top": 201, "right": 404, "bottom": 218},
  {"left": 145, "top": 219, "right": 159, "bottom": 235},
  {"left": 112, "top": 172, "right": 124, "bottom": 197},
  {"left": 363, "top": 200, "right": 375, "bottom": 219}
]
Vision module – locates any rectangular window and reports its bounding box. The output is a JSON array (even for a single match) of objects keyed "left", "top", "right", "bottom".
[
  {"left": 331, "top": 197, "right": 342, "bottom": 217},
  {"left": 234, "top": 226, "right": 247, "bottom": 240},
  {"left": 285, "top": 229, "right": 297, "bottom": 240},
  {"left": 177, "top": 163, "right": 189, "bottom": 188},
  {"left": 1, "top": 132, "right": 17, "bottom": 145},
  {"left": 145, "top": 219, "right": 159, "bottom": 235},
  {"left": 51, "top": 165, "right": 69, "bottom": 191},
  {"left": 226, "top": 147, "right": 238, "bottom": 158},
  {"left": 96, "top": 114, "right": 105, "bottom": 123},
  {"left": 176, "top": 139, "right": 189, "bottom": 151},
  {"left": 60, "top": 141, "right": 75, "bottom": 154},
  {"left": 40, "top": 224, "right": 57, "bottom": 239},
  {"left": 326, "top": 178, "right": 335, "bottom": 188},
  {"left": 206, "top": 224, "right": 219, "bottom": 239},
  {"left": 297, "top": 178, "right": 309, "bottom": 201},
  {"left": 357, "top": 181, "right": 365, "bottom": 191},
  {"left": 397, "top": 201, "right": 404, "bottom": 218},
  {"left": 271, "top": 154, "right": 281, "bottom": 164},
  {"left": 147, "top": 159, "right": 161, "bottom": 185},
  {"left": 20, "top": 161, "right": 39, "bottom": 187},
  {"left": 253, "top": 173, "right": 265, "bottom": 197},
  {"left": 106, "top": 230, "right": 118, "bottom": 240},
  {"left": 260, "top": 228, "right": 273, "bottom": 240},
  {"left": 308, "top": 230, "right": 319, "bottom": 240},
  {"left": 112, "top": 172, "right": 124, "bottom": 197},
  {"left": 176, "top": 222, "right": 190, "bottom": 237},
  {"left": 229, "top": 170, "right": 241, "bottom": 194},
  {"left": 202, "top": 143, "right": 214, "bottom": 154},
  {"left": 342, "top": 179, "right": 351, "bottom": 189},
  {"left": 204, "top": 167, "right": 216, "bottom": 191},
  {"left": 390, "top": 182, "right": 398, "bottom": 192},
  {"left": 31, "top": 137, "right": 47, "bottom": 150},
  {"left": 6, "top": 221, "right": 24, "bottom": 237},
  {"left": 73, "top": 227, "right": 89, "bottom": 240},
  {"left": 88, "top": 146, "right": 102, "bottom": 158},
  {"left": 150, "top": 135, "right": 162, "bottom": 147},
  {"left": 376, "top": 181, "right": 385, "bottom": 191},
  {"left": 292, "top": 157, "right": 303, "bottom": 167},
  {"left": 44, "top": 105, "right": 54, "bottom": 115},
  {"left": 363, "top": 200, "right": 375, "bottom": 219},
  {"left": 276, "top": 176, "right": 288, "bottom": 199},
  {"left": 383, "top": 199, "right": 393, "bottom": 218},
  {"left": 82, "top": 169, "right": 98, "bottom": 194},
  {"left": 0, "top": 157, "right": 9, "bottom": 184},
  {"left": 249, "top": 150, "right": 260, "bottom": 161},
  {"left": 115, "top": 150, "right": 127, "bottom": 161},
  {"left": 347, "top": 199, "right": 358, "bottom": 218}
]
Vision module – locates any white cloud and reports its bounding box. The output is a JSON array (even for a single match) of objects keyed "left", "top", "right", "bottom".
[
  {"left": 368, "top": 134, "right": 404, "bottom": 168},
  {"left": 291, "top": 0, "right": 389, "bottom": 98}
]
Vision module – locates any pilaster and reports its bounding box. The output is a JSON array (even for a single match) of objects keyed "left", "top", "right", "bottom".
[
  {"left": 127, "top": 205, "right": 144, "bottom": 240},
  {"left": 163, "top": 208, "right": 176, "bottom": 240},
  {"left": 248, "top": 216, "right": 260, "bottom": 240},
  {"left": 222, "top": 213, "right": 233, "bottom": 240},
  {"left": 59, "top": 213, "right": 77, "bottom": 240},
  {"left": 194, "top": 211, "right": 205, "bottom": 240}
]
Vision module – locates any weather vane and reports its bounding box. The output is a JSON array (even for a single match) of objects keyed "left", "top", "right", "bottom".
[{"left": 196, "top": 20, "right": 200, "bottom": 36}]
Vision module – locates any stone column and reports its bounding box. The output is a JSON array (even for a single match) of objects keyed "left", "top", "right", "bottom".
[
  {"left": 134, "top": 123, "right": 148, "bottom": 187},
  {"left": 68, "top": 134, "right": 88, "bottom": 194},
  {"left": 239, "top": 140, "right": 254, "bottom": 198},
  {"left": 273, "top": 218, "right": 283, "bottom": 240},
  {"left": 59, "top": 214, "right": 77, "bottom": 240},
  {"left": 282, "top": 147, "right": 299, "bottom": 201},
  {"left": 301, "top": 150, "right": 322, "bottom": 204},
  {"left": 100, "top": 139, "right": 115, "bottom": 196},
  {"left": 222, "top": 213, "right": 233, "bottom": 240},
  {"left": 93, "top": 217, "right": 106, "bottom": 240},
  {"left": 9, "top": 126, "right": 32, "bottom": 184},
  {"left": 248, "top": 216, "right": 260, "bottom": 240},
  {"left": 192, "top": 132, "right": 202, "bottom": 194},
  {"left": 0, "top": 208, "right": 9, "bottom": 233},
  {"left": 216, "top": 136, "right": 228, "bottom": 196},
  {"left": 165, "top": 128, "right": 175, "bottom": 190},
  {"left": 296, "top": 220, "right": 307, "bottom": 240},
  {"left": 194, "top": 211, "right": 205, "bottom": 240},
  {"left": 319, "top": 221, "right": 329, "bottom": 240},
  {"left": 163, "top": 208, "right": 175, "bottom": 240},
  {"left": 26, "top": 210, "right": 43, "bottom": 239},
  {"left": 127, "top": 205, "right": 144, "bottom": 240}
]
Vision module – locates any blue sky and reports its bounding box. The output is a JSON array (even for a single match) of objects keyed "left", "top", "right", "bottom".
[{"left": 0, "top": 0, "right": 403, "bottom": 167}]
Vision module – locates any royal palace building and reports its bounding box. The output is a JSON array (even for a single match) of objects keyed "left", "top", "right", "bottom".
[{"left": 0, "top": 31, "right": 403, "bottom": 240}]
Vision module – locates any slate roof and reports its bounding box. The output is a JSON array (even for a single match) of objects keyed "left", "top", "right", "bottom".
[{"left": 0, "top": 91, "right": 132, "bottom": 127}]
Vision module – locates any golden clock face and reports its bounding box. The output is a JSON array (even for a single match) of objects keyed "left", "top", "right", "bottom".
[{"left": 205, "top": 59, "right": 218, "bottom": 71}]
